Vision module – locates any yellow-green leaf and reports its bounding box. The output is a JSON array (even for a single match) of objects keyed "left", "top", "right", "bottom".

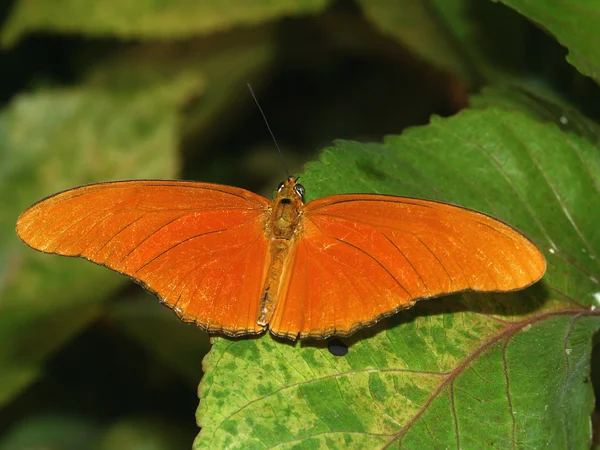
[
  {"left": 1, "top": 0, "right": 330, "bottom": 47},
  {"left": 195, "top": 108, "right": 600, "bottom": 448}
]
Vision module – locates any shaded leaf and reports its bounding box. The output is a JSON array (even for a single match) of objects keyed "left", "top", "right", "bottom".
[
  {"left": 108, "top": 294, "right": 210, "bottom": 385},
  {"left": 195, "top": 108, "right": 600, "bottom": 448},
  {"left": 471, "top": 85, "right": 600, "bottom": 144},
  {"left": 358, "top": 0, "right": 470, "bottom": 78},
  {"left": 0, "top": 414, "right": 99, "bottom": 450},
  {"left": 83, "top": 32, "right": 276, "bottom": 163},
  {"left": 1, "top": 0, "right": 330, "bottom": 47},
  {"left": 0, "top": 414, "right": 192, "bottom": 450},
  {"left": 498, "top": 0, "right": 600, "bottom": 84},
  {"left": 98, "top": 416, "right": 192, "bottom": 450},
  {"left": 358, "top": 0, "right": 531, "bottom": 83},
  {"left": 0, "top": 72, "right": 201, "bottom": 406}
]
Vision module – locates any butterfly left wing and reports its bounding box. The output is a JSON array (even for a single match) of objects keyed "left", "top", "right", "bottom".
[
  {"left": 16, "top": 180, "right": 271, "bottom": 336},
  {"left": 269, "top": 194, "right": 546, "bottom": 339}
]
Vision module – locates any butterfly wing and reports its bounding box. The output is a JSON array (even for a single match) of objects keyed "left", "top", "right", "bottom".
[
  {"left": 269, "top": 194, "right": 546, "bottom": 339},
  {"left": 17, "top": 180, "right": 271, "bottom": 336}
]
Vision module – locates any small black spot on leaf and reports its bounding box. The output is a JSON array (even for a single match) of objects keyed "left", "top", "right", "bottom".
[{"left": 328, "top": 339, "right": 348, "bottom": 356}]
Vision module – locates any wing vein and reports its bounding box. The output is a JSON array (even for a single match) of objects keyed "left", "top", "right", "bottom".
[
  {"left": 306, "top": 219, "right": 412, "bottom": 298},
  {"left": 93, "top": 213, "right": 146, "bottom": 258},
  {"left": 46, "top": 203, "right": 123, "bottom": 251},
  {"left": 117, "top": 214, "right": 189, "bottom": 267},
  {"left": 307, "top": 241, "right": 385, "bottom": 332},
  {"left": 383, "top": 233, "right": 432, "bottom": 296},
  {"left": 413, "top": 235, "right": 456, "bottom": 288}
]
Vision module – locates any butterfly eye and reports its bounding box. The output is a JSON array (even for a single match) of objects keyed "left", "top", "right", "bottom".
[
  {"left": 294, "top": 184, "right": 305, "bottom": 198},
  {"left": 277, "top": 182, "right": 285, "bottom": 192}
]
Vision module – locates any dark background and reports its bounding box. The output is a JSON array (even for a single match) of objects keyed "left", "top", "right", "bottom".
[{"left": 1, "top": 0, "right": 599, "bottom": 448}]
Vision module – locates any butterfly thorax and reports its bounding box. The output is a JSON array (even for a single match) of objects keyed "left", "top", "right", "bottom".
[
  {"left": 258, "top": 177, "right": 305, "bottom": 327},
  {"left": 270, "top": 196, "right": 304, "bottom": 240},
  {"left": 269, "top": 178, "right": 304, "bottom": 239}
]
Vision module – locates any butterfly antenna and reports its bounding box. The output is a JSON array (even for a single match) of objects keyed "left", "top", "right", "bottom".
[{"left": 247, "top": 83, "right": 290, "bottom": 178}]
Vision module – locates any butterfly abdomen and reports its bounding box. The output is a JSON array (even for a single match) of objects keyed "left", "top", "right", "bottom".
[{"left": 257, "top": 238, "right": 297, "bottom": 326}]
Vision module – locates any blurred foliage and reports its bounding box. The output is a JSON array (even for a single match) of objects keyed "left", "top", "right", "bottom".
[
  {"left": 0, "top": 0, "right": 599, "bottom": 448},
  {"left": 0, "top": 0, "right": 330, "bottom": 46}
]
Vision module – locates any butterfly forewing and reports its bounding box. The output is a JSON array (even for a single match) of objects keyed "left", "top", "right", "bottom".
[
  {"left": 269, "top": 194, "right": 546, "bottom": 339},
  {"left": 16, "top": 181, "right": 271, "bottom": 336}
]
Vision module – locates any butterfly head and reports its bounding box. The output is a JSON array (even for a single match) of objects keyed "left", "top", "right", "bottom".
[{"left": 276, "top": 176, "right": 305, "bottom": 204}]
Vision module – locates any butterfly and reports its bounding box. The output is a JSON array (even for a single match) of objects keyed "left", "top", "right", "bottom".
[{"left": 16, "top": 176, "right": 546, "bottom": 339}]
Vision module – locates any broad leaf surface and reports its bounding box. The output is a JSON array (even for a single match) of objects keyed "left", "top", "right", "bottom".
[
  {"left": 471, "top": 85, "right": 600, "bottom": 143},
  {"left": 0, "top": 72, "right": 200, "bottom": 406},
  {"left": 498, "top": 0, "right": 600, "bottom": 84},
  {"left": 1, "top": 0, "right": 329, "bottom": 47},
  {"left": 195, "top": 108, "right": 600, "bottom": 448}
]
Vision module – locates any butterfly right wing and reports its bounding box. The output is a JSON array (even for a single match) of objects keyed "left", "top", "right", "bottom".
[
  {"left": 16, "top": 180, "right": 271, "bottom": 336},
  {"left": 269, "top": 194, "right": 545, "bottom": 339}
]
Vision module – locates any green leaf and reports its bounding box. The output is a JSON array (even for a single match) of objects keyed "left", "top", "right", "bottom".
[
  {"left": 357, "top": 0, "right": 532, "bottom": 82},
  {"left": 0, "top": 72, "right": 201, "bottom": 407},
  {"left": 471, "top": 85, "right": 600, "bottom": 144},
  {"left": 0, "top": 414, "right": 99, "bottom": 450},
  {"left": 98, "top": 416, "right": 192, "bottom": 450},
  {"left": 357, "top": 0, "right": 470, "bottom": 78},
  {"left": 195, "top": 108, "right": 600, "bottom": 448},
  {"left": 0, "top": 414, "right": 192, "bottom": 450},
  {"left": 498, "top": 0, "right": 600, "bottom": 83},
  {"left": 1, "top": 0, "right": 330, "bottom": 47},
  {"left": 83, "top": 33, "right": 275, "bottom": 164}
]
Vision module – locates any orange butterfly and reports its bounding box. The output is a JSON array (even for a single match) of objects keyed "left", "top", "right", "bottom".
[{"left": 16, "top": 176, "right": 546, "bottom": 339}]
